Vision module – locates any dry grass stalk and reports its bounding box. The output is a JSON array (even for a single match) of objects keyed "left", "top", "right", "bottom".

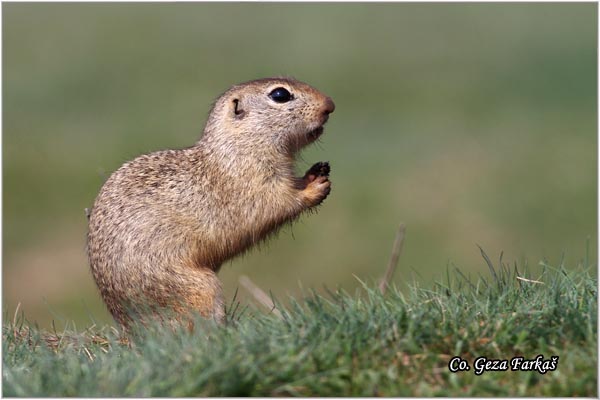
[
  {"left": 379, "top": 223, "right": 407, "bottom": 295},
  {"left": 239, "top": 275, "right": 283, "bottom": 319}
]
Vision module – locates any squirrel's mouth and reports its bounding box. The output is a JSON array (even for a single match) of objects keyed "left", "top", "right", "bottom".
[
  {"left": 308, "top": 126, "right": 324, "bottom": 140},
  {"left": 288, "top": 124, "right": 326, "bottom": 154}
]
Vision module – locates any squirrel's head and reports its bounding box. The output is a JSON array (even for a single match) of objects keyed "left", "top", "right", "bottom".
[{"left": 202, "top": 77, "right": 335, "bottom": 154}]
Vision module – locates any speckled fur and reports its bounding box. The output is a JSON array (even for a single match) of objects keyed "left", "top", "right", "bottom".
[{"left": 87, "top": 77, "right": 335, "bottom": 327}]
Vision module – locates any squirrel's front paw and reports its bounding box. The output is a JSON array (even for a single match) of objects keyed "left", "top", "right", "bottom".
[
  {"left": 301, "top": 162, "right": 331, "bottom": 207},
  {"left": 303, "top": 161, "right": 330, "bottom": 183}
]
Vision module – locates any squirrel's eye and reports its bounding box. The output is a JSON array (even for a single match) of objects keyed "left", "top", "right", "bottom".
[{"left": 269, "top": 87, "right": 293, "bottom": 103}]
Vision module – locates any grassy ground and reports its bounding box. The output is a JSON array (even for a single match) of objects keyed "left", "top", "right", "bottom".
[{"left": 3, "top": 253, "right": 596, "bottom": 396}]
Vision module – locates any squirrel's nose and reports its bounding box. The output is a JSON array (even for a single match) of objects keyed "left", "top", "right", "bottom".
[{"left": 323, "top": 97, "right": 335, "bottom": 115}]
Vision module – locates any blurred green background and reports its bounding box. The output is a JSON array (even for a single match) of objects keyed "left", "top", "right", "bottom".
[{"left": 3, "top": 3, "right": 597, "bottom": 329}]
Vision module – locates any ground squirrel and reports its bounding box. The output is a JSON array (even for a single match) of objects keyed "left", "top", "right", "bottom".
[{"left": 87, "top": 77, "right": 335, "bottom": 327}]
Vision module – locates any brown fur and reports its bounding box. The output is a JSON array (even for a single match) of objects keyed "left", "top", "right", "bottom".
[{"left": 87, "top": 77, "right": 335, "bottom": 327}]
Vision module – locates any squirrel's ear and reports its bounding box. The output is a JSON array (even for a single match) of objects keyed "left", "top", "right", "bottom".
[{"left": 232, "top": 98, "right": 245, "bottom": 119}]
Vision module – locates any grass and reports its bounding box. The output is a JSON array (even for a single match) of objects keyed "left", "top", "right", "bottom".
[{"left": 3, "top": 252, "right": 597, "bottom": 396}]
